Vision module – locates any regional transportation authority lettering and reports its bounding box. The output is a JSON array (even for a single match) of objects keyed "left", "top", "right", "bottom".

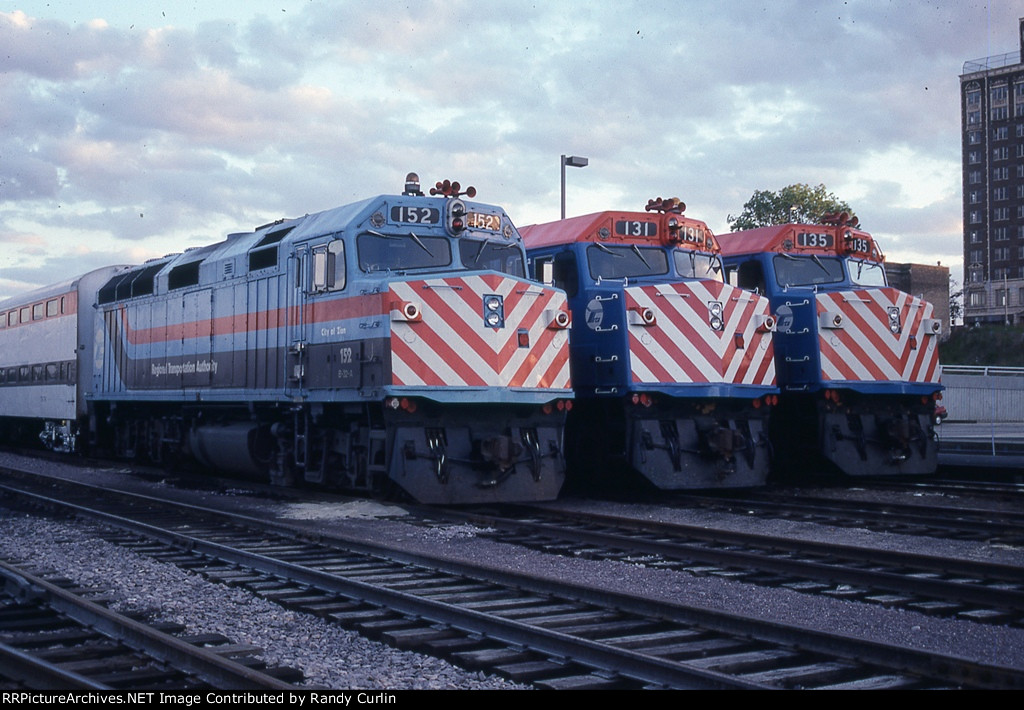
[{"left": 151, "top": 359, "right": 219, "bottom": 377}]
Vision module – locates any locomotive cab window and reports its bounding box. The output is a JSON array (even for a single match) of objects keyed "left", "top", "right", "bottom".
[
  {"left": 460, "top": 239, "right": 525, "bottom": 277},
  {"left": 552, "top": 251, "right": 579, "bottom": 297},
  {"left": 848, "top": 259, "right": 887, "bottom": 287},
  {"left": 773, "top": 254, "right": 845, "bottom": 287},
  {"left": 357, "top": 232, "right": 451, "bottom": 272},
  {"left": 674, "top": 250, "right": 724, "bottom": 282},
  {"left": 533, "top": 256, "right": 554, "bottom": 285},
  {"left": 312, "top": 240, "right": 346, "bottom": 292},
  {"left": 587, "top": 244, "right": 668, "bottom": 281}
]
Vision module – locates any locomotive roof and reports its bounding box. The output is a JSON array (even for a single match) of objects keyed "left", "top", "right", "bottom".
[
  {"left": 521, "top": 209, "right": 718, "bottom": 252},
  {"left": 716, "top": 223, "right": 884, "bottom": 262}
]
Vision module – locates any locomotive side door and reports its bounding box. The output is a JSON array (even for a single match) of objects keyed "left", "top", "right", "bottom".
[{"left": 286, "top": 246, "right": 309, "bottom": 397}]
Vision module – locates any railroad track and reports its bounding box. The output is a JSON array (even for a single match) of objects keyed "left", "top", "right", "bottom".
[
  {"left": 658, "top": 489, "right": 1024, "bottom": 545},
  {"left": 0, "top": 559, "right": 299, "bottom": 689},
  {"left": 423, "top": 504, "right": 1024, "bottom": 627},
  {"left": 0, "top": 467, "right": 1021, "bottom": 690}
]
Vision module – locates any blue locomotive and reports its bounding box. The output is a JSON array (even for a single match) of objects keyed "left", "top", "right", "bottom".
[
  {"left": 717, "top": 215, "right": 943, "bottom": 476},
  {"left": 521, "top": 198, "right": 778, "bottom": 489},
  {"left": 0, "top": 176, "right": 573, "bottom": 504}
]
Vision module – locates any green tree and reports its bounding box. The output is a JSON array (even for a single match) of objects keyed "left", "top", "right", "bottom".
[
  {"left": 727, "top": 183, "right": 855, "bottom": 231},
  {"left": 948, "top": 276, "right": 963, "bottom": 326}
]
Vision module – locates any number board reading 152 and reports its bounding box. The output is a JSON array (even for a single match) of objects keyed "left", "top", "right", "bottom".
[
  {"left": 391, "top": 206, "right": 440, "bottom": 225},
  {"left": 466, "top": 212, "right": 502, "bottom": 231}
]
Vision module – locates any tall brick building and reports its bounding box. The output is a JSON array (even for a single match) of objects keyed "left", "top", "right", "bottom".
[
  {"left": 959, "top": 18, "right": 1024, "bottom": 324},
  {"left": 884, "top": 262, "right": 950, "bottom": 341}
]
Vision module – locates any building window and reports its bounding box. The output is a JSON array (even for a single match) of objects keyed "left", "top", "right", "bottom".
[
  {"left": 995, "top": 267, "right": 1009, "bottom": 279},
  {"left": 969, "top": 291, "right": 987, "bottom": 306},
  {"left": 969, "top": 249, "right": 984, "bottom": 263},
  {"left": 994, "top": 207, "right": 1010, "bottom": 220},
  {"left": 969, "top": 210, "right": 982, "bottom": 224},
  {"left": 967, "top": 89, "right": 981, "bottom": 106},
  {"left": 993, "top": 147, "right": 1009, "bottom": 161},
  {"left": 970, "top": 191, "right": 981, "bottom": 204},
  {"left": 969, "top": 150, "right": 981, "bottom": 164},
  {"left": 969, "top": 130, "right": 981, "bottom": 144},
  {"left": 995, "top": 227, "right": 1009, "bottom": 240},
  {"left": 968, "top": 110, "right": 981, "bottom": 125},
  {"left": 970, "top": 231, "right": 981, "bottom": 243},
  {"left": 994, "top": 167, "right": 1009, "bottom": 180},
  {"left": 996, "top": 290, "right": 1007, "bottom": 306},
  {"left": 969, "top": 170, "right": 982, "bottom": 184},
  {"left": 994, "top": 247, "right": 1010, "bottom": 261},
  {"left": 995, "top": 187, "right": 1008, "bottom": 201},
  {"left": 992, "top": 106, "right": 1009, "bottom": 120},
  {"left": 994, "top": 126, "right": 1008, "bottom": 140},
  {"left": 1019, "top": 245, "right": 1024, "bottom": 259},
  {"left": 991, "top": 85, "right": 1008, "bottom": 103},
  {"left": 1018, "top": 185, "right": 1024, "bottom": 199}
]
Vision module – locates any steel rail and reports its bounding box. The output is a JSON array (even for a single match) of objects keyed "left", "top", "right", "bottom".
[
  {"left": 2, "top": 475, "right": 1023, "bottom": 689},
  {"left": 0, "top": 559, "right": 294, "bottom": 690}
]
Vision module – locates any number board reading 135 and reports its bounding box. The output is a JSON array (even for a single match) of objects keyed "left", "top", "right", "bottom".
[{"left": 797, "top": 232, "right": 833, "bottom": 248}]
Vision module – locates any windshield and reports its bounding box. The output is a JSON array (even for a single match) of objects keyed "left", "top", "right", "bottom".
[
  {"left": 460, "top": 239, "right": 525, "bottom": 277},
  {"left": 848, "top": 259, "right": 887, "bottom": 286},
  {"left": 772, "top": 254, "right": 845, "bottom": 287},
  {"left": 587, "top": 244, "right": 669, "bottom": 280},
  {"left": 357, "top": 232, "right": 452, "bottom": 272},
  {"left": 674, "top": 250, "right": 724, "bottom": 282}
]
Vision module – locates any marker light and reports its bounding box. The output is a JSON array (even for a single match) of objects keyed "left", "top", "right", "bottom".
[
  {"left": 391, "top": 301, "right": 422, "bottom": 322},
  {"left": 819, "top": 311, "right": 844, "bottom": 329}
]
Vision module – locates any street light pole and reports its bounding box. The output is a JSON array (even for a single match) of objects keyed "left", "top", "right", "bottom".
[{"left": 560, "top": 154, "right": 589, "bottom": 219}]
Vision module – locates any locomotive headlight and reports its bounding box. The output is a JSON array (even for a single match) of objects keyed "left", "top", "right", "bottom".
[
  {"left": 887, "top": 306, "right": 901, "bottom": 334},
  {"left": 481, "top": 293, "right": 505, "bottom": 328},
  {"left": 708, "top": 301, "right": 724, "bottom": 331}
]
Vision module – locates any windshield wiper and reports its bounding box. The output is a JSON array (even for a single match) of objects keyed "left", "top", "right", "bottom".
[
  {"left": 810, "top": 253, "right": 830, "bottom": 274},
  {"left": 631, "top": 244, "right": 651, "bottom": 269},
  {"left": 367, "top": 229, "right": 433, "bottom": 257},
  {"left": 594, "top": 242, "right": 621, "bottom": 256},
  {"left": 408, "top": 230, "right": 433, "bottom": 257}
]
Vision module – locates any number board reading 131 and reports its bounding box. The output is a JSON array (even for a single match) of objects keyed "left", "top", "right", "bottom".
[{"left": 616, "top": 220, "right": 658, "bottom": 237}]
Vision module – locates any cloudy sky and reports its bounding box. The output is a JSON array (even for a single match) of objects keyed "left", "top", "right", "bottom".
[{"left": 1, "top": 1, "right": 1021, "bottom": 301}]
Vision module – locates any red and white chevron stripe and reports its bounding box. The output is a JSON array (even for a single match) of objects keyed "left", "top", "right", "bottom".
[
  {"left": 624, "top": 281, "right": 776, "bottom": 386},
  {"left": 389, "top": 275, "right": 571, "bottom": 390},
  {"left": 816, "top": 288, "right": 940, "bottom": 384}
]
